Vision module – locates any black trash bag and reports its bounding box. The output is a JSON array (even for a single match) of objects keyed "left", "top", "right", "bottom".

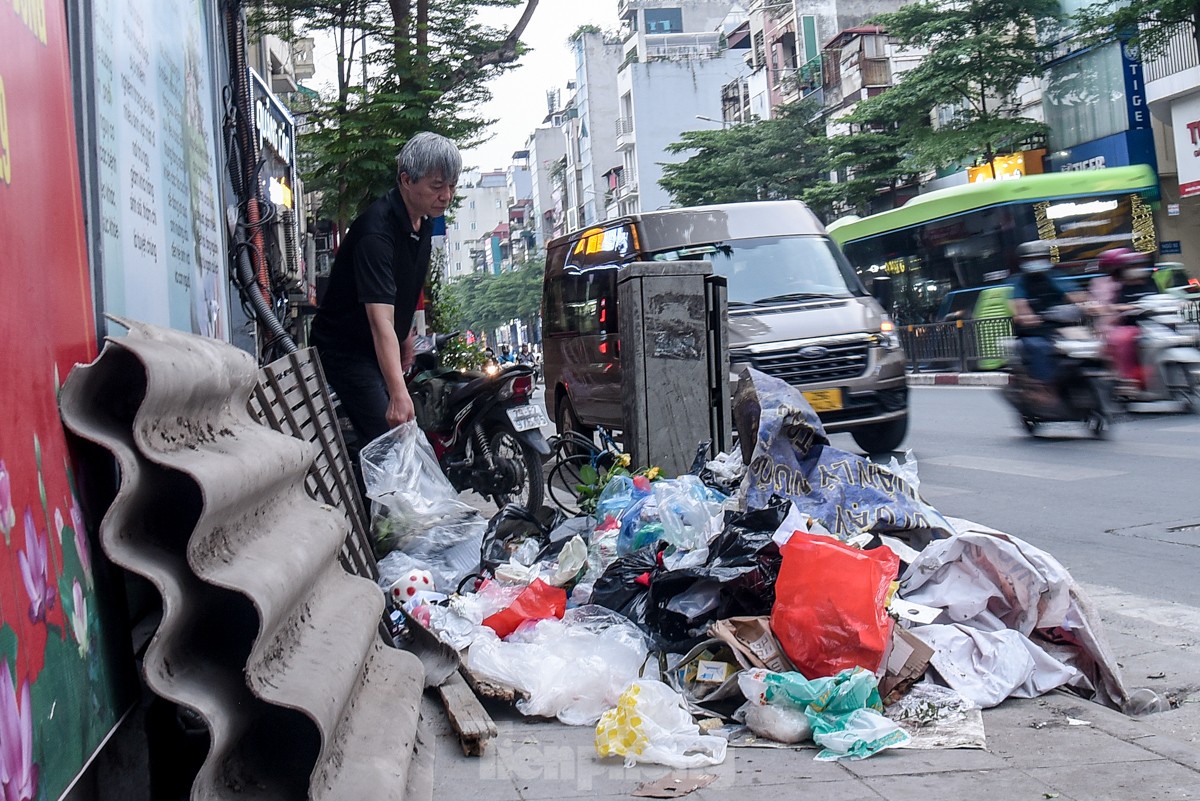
[
  {"left": 645, "top": 498, "right": 791, "bottom": 650},
  {"left": 588, "top": 543, "right": 667, "bottom": 628},
  {"left": 480, "top": 504, "right": 567, "bottom": 574}
]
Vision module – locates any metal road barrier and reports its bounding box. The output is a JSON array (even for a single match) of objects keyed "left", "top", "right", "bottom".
[
  {"left": 901, "top": 300, "right": 1200, "bottom": 373},
  {"left": 899, "top": 317, "right": 1015, "bottom": 373}
]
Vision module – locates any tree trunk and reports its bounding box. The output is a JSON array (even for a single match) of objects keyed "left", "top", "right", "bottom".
[{"left": 388, "top": 0, "right": 412, "bottom": 66}]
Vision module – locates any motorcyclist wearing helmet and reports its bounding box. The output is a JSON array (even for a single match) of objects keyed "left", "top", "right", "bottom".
[
  {"left": 1009, "top": 240, "right": 1087, "bottom": 403},
  {"left": 1106, "top": 249, "right": 1160, "bottom": 390},
  {"left": 1090, "top": 247, "right": 1133, "bottom": 321}
]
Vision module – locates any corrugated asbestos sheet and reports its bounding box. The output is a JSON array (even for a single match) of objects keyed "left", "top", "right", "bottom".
[{"left": 60, "top": 319, "right": 428, "bottom": 800}]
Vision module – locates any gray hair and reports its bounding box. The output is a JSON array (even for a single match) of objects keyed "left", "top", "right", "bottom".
[{"left": 396, "top": 132, "right": 462, "bottom": 183}]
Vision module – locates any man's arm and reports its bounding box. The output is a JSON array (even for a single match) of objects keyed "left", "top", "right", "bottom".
[
  {"left": 400, "top": 330, "right": 416, "bottom": 372},
  {"left": 365, "top": 303, "right": 414, "bottom": 426},
  {"left": 1011, "top": 297, "right": 1041, "bottom": 329}
]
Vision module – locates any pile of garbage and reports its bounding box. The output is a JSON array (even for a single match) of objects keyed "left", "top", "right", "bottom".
[{"left": 364, "top": 368, "right": 1144, "bottom": 769}]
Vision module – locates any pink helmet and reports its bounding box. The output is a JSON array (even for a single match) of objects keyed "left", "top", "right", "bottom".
[
  {"left": 1097, "top": 247, "right": 1134, "bottom": 275},
  {"left": 1117, "top": 249, "right": 1152, "bottom": 267}
]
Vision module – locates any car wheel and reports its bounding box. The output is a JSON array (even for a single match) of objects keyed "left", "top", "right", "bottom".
[
  {"left": 556, "top": 393, "right": 595, "bottom": 453},
  {"left": 850, "top": 416, "right": 908, "bottom": 454}
]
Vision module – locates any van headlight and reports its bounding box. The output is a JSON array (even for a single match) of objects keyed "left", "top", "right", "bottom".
[{"left": 876, "top": 318, "right": 901, "bottom": 350}]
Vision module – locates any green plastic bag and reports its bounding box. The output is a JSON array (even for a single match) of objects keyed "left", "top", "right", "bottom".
[{"left": 737, "top": 667, "right": 910, "bottom": 760}]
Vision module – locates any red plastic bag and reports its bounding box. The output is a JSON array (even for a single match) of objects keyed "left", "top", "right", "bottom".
[
  {"left": 482, "top": 579, "right": 567, "bottom": 639},
  {"left": 770, "top": 532, "right": 899, "bottom": 679}
]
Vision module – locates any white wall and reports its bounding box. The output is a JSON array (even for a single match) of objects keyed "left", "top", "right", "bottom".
[
  {"left": 625, "top": 49, "right": 748, "bottom": 212},
  {"left": 444, "top": 175, "right": 509, "bottom": 279},
  {"left": 574, "top": 33, "right": 624, "bottom": 225},
  {"left": 527, "top": 127, "right": 566, "bottom": 247}
]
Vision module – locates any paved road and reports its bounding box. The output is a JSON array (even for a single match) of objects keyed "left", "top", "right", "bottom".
[{"left": 832, "top": 386, "right": 1200, "bottom": 608}]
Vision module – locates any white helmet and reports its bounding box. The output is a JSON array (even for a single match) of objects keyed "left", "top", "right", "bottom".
[{"left": 1017, "top": 240, "right": 1053, "bottom": 273}]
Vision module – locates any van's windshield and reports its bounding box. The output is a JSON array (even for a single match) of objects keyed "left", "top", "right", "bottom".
[{"left": 649, "top": 235, "right": 867, "bottom": 307}]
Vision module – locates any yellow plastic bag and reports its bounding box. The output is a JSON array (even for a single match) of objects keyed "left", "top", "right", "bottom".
[{"left": 595, "top": 680, "right": 727, "bottom": 769}]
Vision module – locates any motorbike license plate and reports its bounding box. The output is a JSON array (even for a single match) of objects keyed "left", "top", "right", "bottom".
[
  {"left": 507, "top": 404, "right": 549, "bottom": 432},
  {"left": 803, "top": 389, "right": 843, "bottom": 412}
]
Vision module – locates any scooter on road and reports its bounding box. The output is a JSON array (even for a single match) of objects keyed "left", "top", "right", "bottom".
[
  {"left": 1001, "top": 307, "right": 1117, "bottom": 438},
  {"left": 1113, "top": 294, "right": 1200, "bottom": 413}
]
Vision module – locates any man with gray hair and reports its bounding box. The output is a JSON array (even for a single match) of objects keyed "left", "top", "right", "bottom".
[{"left": 312, "top": 131, "right": 462, "bottom": 443}]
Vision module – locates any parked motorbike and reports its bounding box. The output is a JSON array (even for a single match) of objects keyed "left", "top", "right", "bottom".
[
  {"left": 1113, "top": 294, "right": 1200, "bottom": 412},
  {"left": 408, "top": 334, "right": 550, "bottom": 510},
  {"left": 1001, "top": 306, "right": 1117, "bottom": 438}
]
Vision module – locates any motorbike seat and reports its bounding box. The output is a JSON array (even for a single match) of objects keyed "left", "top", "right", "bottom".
[{"left": 448, "top": 374, "right": 492, "bottom": 405}]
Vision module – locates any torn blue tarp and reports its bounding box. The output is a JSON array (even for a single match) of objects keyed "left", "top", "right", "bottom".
[{"left": 733, "top": 368, "right": 952, "bottom": 543}]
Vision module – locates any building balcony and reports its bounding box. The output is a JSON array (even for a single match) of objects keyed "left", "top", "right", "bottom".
[
  {"left": 644, "top": 31, "right": 723, "bottom": 62},
  {"left": 1145, "top": 23, "right": 1200, "bottom": 83},
  {"left": 616, "top": 117, "right": 636, "bottom": 150}
]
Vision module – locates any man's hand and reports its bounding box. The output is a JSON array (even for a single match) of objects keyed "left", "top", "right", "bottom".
[{"left": 386, "top": 383, "right": 415, "bottom": 427}]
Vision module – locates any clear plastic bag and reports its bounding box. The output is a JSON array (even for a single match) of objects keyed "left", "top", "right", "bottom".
[
  {"left": 465, "top": 606, "right": 651, "bottom": 725},
  {"left": 654, "top": 475, "right": 726, "bottom": 552},
  {"left": 361, "top": 422, "right": 487, "bottom": 589},
  {"left": 361, "top": 421, "right": 457, "bottom": 513},
  {"left": 595, "top": 679, "right": 728, "bottom": 768}
]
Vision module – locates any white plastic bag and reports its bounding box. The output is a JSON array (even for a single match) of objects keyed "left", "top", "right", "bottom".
[
  {"left": 595, "top": 679, "right": 728, "bottom": 768},
  {"left": 465, "top": 606, "right": 650, "bottom": 725},
  {"left": 742, "top": 703, "right": 812, "bottom": 745}
]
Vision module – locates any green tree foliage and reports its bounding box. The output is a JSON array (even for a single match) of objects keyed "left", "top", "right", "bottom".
[
  {"left": 1072, "top": 0, "right": 1200, "bottom": 60},
  {"left": 809, "top": 89, "right": 932, "bottom": 216},
  {"left": 658, "top": 99, "right": 833, "bottom": 216},
  {"left": 865, "top": 0, "right": 1060, "bottom": 172},
  {"left": 255, "top": 0, "right": 540, "bottom": 227},
  {"left": 447, "top": 255, "right": 543, "bottom": 342},
  {"left": 425, "top": 250, "right": 486, "bottom": 368}
]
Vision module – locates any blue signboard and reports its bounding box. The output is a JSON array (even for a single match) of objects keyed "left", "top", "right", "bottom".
[
  {"left": 1121, "top": 40, "right": 1150, "bottom": 132},
  {"left": 1160, "top": 240, "right": 1182, "bottom": 255},
  {"left": 1048, "top": 129, "right": 1159, "bottom": 178}
]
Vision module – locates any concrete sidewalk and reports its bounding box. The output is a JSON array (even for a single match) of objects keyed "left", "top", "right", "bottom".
[{"left": 425, "top": 605, "right": 1200, "bottom": 801}]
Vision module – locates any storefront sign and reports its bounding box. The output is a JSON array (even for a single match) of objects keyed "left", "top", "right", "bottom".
[
  {"left": 251, "top": 69, "right": 295, "bottom": 167},
  {"left": 0, "top": 4, "right": 135, "bottom": 799},
  {"left": 1121, "top": 40, "right": 1150, "bottom": 132},
  {"left": 1050, "top": 129, "right": 1158, "bottom": 176},
  {"left": 967, "top": 150, "right": 1045, "bottom": 183},
  {"left": 1167, "top": 203, "right": 1181, "bottom": 216},
  {"left": 1161, "top": 240, "right": 1182, "bottom": 255},
  {"left": 1172, "top": 92, "right": 1200, "bottom": 198}
]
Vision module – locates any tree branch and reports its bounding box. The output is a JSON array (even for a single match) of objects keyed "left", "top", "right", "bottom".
[{"left": 447, "top": 0, "right": 540, "bottom": 85}]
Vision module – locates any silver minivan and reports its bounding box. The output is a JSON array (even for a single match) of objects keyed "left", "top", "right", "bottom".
[{"left": 540, "top": 200, "right": 909, "bottom": 454}]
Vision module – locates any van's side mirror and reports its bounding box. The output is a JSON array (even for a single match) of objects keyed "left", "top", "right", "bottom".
[{"left": 870, "top": 276, "right": 893, "bottom": 311}]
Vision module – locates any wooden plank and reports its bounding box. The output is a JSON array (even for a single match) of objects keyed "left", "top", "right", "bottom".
[
  {"left": 436, "top": 671, "right": 497, "bottom": 757},
  {"left": 458, "top": 664, "right": 517, "bottom": 704}
]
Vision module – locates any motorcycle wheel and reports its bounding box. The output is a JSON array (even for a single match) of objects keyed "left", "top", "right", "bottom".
[{"left": 488, "top": 427, "right": 545, "bottom": 511}]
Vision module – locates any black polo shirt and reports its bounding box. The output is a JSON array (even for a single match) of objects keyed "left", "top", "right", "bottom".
[{"left": 312, "top": 188, "right": 432, "bottom": 357}]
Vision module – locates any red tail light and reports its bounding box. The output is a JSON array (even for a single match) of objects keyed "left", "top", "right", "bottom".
[{"left": 511, "top": 375, "right": 533, "bottom": 400}]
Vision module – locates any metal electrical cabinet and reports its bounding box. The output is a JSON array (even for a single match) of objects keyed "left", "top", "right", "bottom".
[{"left": 617, "top": 262, "right": 730, "bottom": 477}]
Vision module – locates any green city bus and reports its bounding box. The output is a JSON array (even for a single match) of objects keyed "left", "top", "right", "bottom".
[{"left": 826, "top": 165, "right": 1160, "bottom": 325}]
